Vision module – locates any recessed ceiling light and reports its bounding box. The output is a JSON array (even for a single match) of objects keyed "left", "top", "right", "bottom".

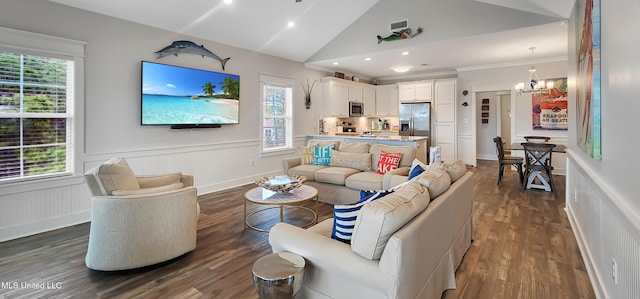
[
  {"left": 365, "top": 57, "right": 372, "bottom": 61},
  {"left": 287, "top": 21, "right": 295, "bottom": 28},
  {"left": 224, "top": 0, "right": 232, "bottom": 4},
  {"left": 332, "top": 62, "right": 339, "bottom": 65},
  {"left": 391, "top": 65, "right": 412, "bottom": 73},
  {"left": 402, "top": 51, "right": 409, "bottom": 55}
]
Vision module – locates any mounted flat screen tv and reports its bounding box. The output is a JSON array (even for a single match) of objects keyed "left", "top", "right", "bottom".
[{"left": 141, "top": 61, "right": 240, "bottom": 128}]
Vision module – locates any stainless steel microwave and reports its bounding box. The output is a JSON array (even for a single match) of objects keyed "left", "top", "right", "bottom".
[{"left": 349, "top": 101, "right": 363, "bottom": 117}]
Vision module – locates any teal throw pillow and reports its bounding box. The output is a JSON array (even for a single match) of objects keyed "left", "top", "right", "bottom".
[{"left": 313, "top": 144, "right": 334, "bottom": 165}]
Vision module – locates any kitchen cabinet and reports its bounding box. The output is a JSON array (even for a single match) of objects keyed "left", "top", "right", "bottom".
[
  {"left": 321, "top": 77, "right": 376, "bottom": 117},
  {"left": 321, "top": 78, "right": 349, "bottom": 117},
  {"left": 433, "top": 79, "right": 458, "bottom": 162},
  {"left": 375, "top": 84, "right": 399, "bottom": 116},
  {"left": 398, "top": 80, "right": 433, "bottom": 103},
  {"left": 348, "top": 85, "right": 363, "bottom": 102},
  {"left": 362, "top": 86, "right": 376, "bottom": 116}
]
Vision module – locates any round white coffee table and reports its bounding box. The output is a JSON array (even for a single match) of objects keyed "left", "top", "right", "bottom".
[{"left": 244, "top": 185, "right": 318, "bottom": 232}]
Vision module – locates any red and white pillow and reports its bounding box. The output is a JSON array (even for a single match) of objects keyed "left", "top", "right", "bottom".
[{"left": 376, "top": 151, "right": 402, "bottom": 174}]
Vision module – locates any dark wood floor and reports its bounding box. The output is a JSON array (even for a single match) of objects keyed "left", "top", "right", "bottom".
[{"left": 0, "top": 160, "right": 594, "bottom": 299}]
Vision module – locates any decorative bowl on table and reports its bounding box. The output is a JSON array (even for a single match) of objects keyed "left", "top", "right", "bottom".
[{"left": 254, "top": 175, "right": 306, "bottom": 194}]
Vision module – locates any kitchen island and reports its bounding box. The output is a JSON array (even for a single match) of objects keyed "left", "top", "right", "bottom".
[{"left": 307, "top": 134, "right": 430, "bottom": 163}]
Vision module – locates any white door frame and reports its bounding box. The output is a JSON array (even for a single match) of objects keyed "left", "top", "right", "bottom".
[{"left": 470, "top": 84, "right": 516, "bottom": 165}]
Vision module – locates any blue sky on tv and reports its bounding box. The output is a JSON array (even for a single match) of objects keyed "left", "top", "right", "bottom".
[{"left": 142, "top": 61, "right": 238, "bottom": 96}]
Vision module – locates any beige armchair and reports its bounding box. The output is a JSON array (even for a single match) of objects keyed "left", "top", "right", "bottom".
[{"left": 83, "top": 157, "right": 199, "bottom": 271}]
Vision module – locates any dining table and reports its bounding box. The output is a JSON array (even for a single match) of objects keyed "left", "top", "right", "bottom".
[
  {"left": 509, "top": 142, "right": 566, "bottom": 153},
  {"left": 508, "top": 142, "right": 566, "bottom": 192}
]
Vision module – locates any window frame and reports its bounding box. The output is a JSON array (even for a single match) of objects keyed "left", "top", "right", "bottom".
[
  {"left": 259, "top": 73, "right": 295, "bottom": 156},
  {"left": 0, "top": 26, "right": 85, "bottom": 187}
]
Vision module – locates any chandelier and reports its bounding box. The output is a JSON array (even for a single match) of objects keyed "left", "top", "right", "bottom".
[{"left": 515, "top": 47, "right": 553, "bottom": 94}]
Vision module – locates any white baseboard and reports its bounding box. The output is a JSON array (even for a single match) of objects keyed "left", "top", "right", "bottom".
[
  {"left": 197, "top": 169, "right": 281, "bottom": 196},
  {"left": 477, "top": 154, "right": 497, "bottom": 160}
]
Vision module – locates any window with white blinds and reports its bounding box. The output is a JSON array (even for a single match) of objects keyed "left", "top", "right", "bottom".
[
  {"left": 0, "top": 51, "right": 73, "bottom": 181},
  {"left": 261, "top": 74, "right": 293, "bottom": 152}
]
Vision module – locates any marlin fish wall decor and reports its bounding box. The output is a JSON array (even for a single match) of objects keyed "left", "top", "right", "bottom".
[
  {"left": 377, "top": 27, "right": 423, "bottom": 44},
  {"left": 155, "top": 40, "right": 231, "bottom": 70}
]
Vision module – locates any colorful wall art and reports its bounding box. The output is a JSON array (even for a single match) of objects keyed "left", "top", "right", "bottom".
[
  {"left": 532, "top": 78, "right": 568, "bottom": 131},
  {"left": 575, "top": 0, "right": 601, "bottom": 159}
]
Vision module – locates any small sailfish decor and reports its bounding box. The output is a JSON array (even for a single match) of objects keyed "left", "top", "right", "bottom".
[
  {"left": 301, "top": 79, "right": 317, "bottom": 109},
  {"left": 377, "top": 27, "right": 423, "bottom": 44}
]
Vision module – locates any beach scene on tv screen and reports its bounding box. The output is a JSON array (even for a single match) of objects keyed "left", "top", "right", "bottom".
[{"left": 142, "top": 62, "right": 239, "bottom": 125}]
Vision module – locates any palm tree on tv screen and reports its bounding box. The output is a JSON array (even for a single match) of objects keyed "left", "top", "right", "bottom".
[
  {"left": 201, "top": 82, "right": 216, "bottom": 97},
  {"left": 220, "top": 76, "right": 239, "bottom": 100}
]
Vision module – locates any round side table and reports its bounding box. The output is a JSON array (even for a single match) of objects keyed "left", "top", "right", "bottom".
[{"left": 252, "top": 252, "right": 305, "bottom": 299}]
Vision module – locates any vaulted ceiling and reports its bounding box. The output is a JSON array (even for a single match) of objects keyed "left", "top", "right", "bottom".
[{"left": 50, "top": 0, "right": 574, "bottom": 79}]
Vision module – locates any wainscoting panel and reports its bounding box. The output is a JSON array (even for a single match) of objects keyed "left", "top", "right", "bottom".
[
  {"left": 0, "top": 138, "right": 292, "bottom": 242},
  {"left": 0, "top": 181, "right": 89, "bottom": 242},
  {"left": 566, "top": 151, "right": 640, "bottom": 299},
  {"left": 457, "top": 134, "right": 475, "bottom": 166}
]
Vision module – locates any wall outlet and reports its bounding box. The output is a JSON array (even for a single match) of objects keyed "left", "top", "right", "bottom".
[
  {"left": 612, "top": 258, "right": 618, "bottom": 284},
  {"left": 249, "top": 159, "right": 255, "bottom": 167}
]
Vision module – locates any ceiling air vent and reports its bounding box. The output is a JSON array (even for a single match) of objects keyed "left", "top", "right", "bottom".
[{"left": 389, "top": 19, "right": 408, "bottom": 32}]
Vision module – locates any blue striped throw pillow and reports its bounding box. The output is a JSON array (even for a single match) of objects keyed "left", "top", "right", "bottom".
[{"left": 331, "top": 189, "right": 395, "bottom": 244}]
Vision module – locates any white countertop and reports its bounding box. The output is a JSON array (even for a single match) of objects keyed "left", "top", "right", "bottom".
[{"left": 309, "top": 134, "right": 429, "bottom": 142}]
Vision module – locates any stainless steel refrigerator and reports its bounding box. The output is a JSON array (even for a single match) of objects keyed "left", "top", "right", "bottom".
[{"left": 399, "top": 102, "right": 431, "bottom": 137}]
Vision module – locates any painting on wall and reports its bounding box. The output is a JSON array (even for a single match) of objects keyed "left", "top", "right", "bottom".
[
  {"left": 575, "top": 0, "right": 601, "bottom": 159},
  {"left": 532, "top": 78, "right": 568, "bottom": 130}
]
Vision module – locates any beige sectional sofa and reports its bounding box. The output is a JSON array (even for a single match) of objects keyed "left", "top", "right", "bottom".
[
  {"left": 283, "top": 139, "right": 417, "bottom": 205},
  {"left": 269, "top": 164, "right": 474, "bottom": 299}
]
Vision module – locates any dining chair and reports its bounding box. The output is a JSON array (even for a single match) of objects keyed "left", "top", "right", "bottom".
[
  {"left": 521, "top": 142, "right": 557, "bottom": 196},
  {"left": 523, "top": 136, "right": 551, "bottom": 142},
  {"left": 493, "top": 136, "right": 524, "bottom": 186}
]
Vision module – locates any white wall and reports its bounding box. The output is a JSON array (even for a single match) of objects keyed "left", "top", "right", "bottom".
[
  {"left": 564, "top": 1, "right": 640, "bottom": 298},
  {"left": 0, "top": 0, "right": 326, "bottom": 241},
  {"left": 458, "top": 60, "right": 569, "bottom": 173}
]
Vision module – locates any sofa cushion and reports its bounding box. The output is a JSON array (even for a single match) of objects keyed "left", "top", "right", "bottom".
[
  {"left": 338, "top": 141, "right": 370, "bottom": 153},
  {"left": 96, "top": 157, "right": 140, "bottom": 195},
  {"left": 427, "top": 160, "right": 467, "bottom": 183},
  {"left": 376, "top": 151, "right": 402, "bottom": 174},
  {"left": 351, "top": 181, "right": 430, "bottom": 260},
  {"left": 299, "top": 146, "right": 314, "bottom": 165},
  {"left": 330, "top": 150, "right": 372, "bottom": 171},
  {"left": 415, "top": 167, "right": 451, "bottom": 200},
  {"left": 315, "top": 167, "right": 360, "bottom": 185},
  {"left": 370, "top": 144, "right": 416, "bottom": 171},
  {"left": 345, "top": 171, "right": 384, "bottom": 190},
  {"left": 307, "top": 139, "right": 340, "bottom": 149},
  {"left": 313, "top": 144, "right": 334, "bottom": 165},
  {"left": 111, "top": 182, "right": 184, "bottom": 196},
  {"left": 288, "top": 165, "right": 328, "bottom": 181},
  {"left": 136, "top": 172, "right": 182, "bottom": 188},
  {"left": 331, "top": 189, "right": 395, "bottom": 244}
]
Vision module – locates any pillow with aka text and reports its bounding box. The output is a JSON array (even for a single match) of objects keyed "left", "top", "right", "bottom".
[{"left": 376, "top": 151, "right": 401, "bottom": 174}]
